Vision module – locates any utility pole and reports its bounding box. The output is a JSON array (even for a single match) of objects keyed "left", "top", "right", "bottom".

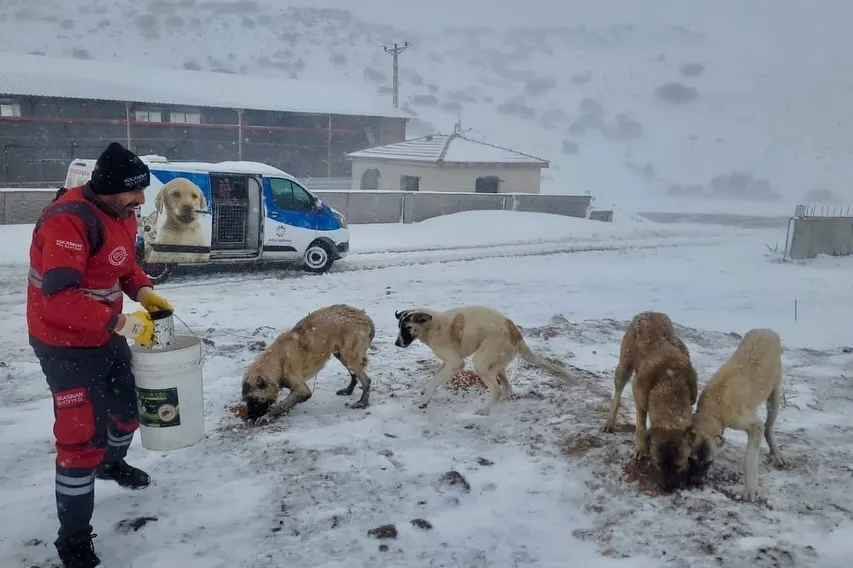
[{"left": 383, "top": 42, "right": 409, "bottom": 108}]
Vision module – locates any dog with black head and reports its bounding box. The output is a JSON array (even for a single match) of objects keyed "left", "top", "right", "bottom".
[
  {"left": 601, "top": 311, "right": 699, "bottom": 493},
  {"left": 394, "top": 305, "right": 575, "bottom": 416}
]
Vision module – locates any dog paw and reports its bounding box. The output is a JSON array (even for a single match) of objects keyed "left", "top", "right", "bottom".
[
  {"left": 600, "top": 424, "right": 615, "bottom": 434},
  {"left": 740, "top": 487, "right": 761, "bottom": 502},
  {"left": 335, "top": 388, "right": 351, "bottom": 396},
  {"left": 349, "top": 400, "right": 369, "bottom": 409},
  {"left": 631, "top": 448, "right": 648, "bottom": 461},
  {"left": 254, "top": 414, "right": 275, "bottom": 426},
  {"left": 769, "top": 455, "right": 787, "bottom": 469}
]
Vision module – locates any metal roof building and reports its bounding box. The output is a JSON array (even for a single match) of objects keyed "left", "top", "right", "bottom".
[
  {"left": 0, "top": 51, "right": 406, "bottom": 118},
  {"left": 346, "top": 132, "right": 549, "bottom": 167},
  {"left": 0, "top": 52, "right": 407, "bottom": 184}
]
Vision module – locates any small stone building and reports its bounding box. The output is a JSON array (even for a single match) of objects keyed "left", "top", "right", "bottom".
[{"left": 346, "top": 129, "right": 548, "bottom": 194}]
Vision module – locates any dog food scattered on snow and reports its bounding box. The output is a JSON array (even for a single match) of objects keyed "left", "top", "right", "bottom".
[
  {"left": 229, "top": 403, "right": 248, "bottom": 421},
  {"left": 449, "top": 370, "right": 486, "bottom": 391},
  {"left": 622, "top": 458, "right": 664, "bottom": 496}
]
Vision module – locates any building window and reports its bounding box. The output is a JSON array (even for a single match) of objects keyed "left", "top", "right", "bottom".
[
  {"left": 134, "top": 110, "right": 162, "bottom": 122},
  {"left": 475, "top": 175, "right": 500, "bottom": 193},
  {"left": 400, "top": 175, "right": 420, "bottom": 191},
  {"left": 170, "top": 111, "right": 201, "bottom": 124},
  {"left": 360, "top": 168, "right": 381, "bottom": 190},
  {"left": 0, "top": 101, "right": 21, "bottom": 117}
]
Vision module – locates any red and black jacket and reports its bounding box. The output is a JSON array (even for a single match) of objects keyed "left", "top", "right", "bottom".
[{"left": 27, "top": 184, "right": 152, "bottom": 353}]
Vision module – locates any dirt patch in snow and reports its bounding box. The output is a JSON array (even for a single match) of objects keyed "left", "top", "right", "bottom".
[
  {"left": 130, "top": 313, "right": 852, "bottom": 568},
  {"left": 535, "top": 316, "right": 853, "bottom": 567}
]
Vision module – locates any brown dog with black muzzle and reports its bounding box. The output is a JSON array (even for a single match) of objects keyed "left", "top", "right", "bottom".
[
  {"left": 242, "top": 304, "right": 375, "bottom": 424},
  {"left": 601, "top": 311, "right": 698, "bottom": 492},
  {"left": 394, "top": 305, "right": 575, "bottom": 415}
]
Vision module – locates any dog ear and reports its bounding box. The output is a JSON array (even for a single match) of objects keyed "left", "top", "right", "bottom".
[
  {"left": 154, "top": 188, "right": 165, "bottom": 214},
  {"left": 197, "top": 187, "right": 208, "bottom": 211},
  {"left": 411, "top": 312, "right": 432, "bottom": 324}
]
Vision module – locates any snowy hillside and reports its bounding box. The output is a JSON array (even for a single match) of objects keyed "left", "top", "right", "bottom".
[{"left": 1, "top": 0, "right": 852, "bottom": 213}]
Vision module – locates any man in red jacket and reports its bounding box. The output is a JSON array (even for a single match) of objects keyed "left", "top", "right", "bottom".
[{"left": 27, "top": 142, "right": 174, "bottom": 568}]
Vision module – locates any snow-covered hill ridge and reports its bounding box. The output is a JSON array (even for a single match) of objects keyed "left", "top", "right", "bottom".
[{"left": 0, "top": 0, "right": 851, "bottom": 213}]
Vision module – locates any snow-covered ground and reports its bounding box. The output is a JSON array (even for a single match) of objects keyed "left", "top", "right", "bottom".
[{"left": 1, "top": 212, "right": 852, "bottom": 567}]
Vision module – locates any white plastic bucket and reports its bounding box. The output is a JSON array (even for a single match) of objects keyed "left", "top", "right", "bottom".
[{"left": 130, "top": 335, "right": 205, "bottom": 451}]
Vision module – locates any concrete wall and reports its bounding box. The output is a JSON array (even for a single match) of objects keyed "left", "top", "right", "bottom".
[
  {"left": 786, "top": 215, "right": 853, "bottom": 260},
  {"left": 590, "top": 210, "right": 614, "bottom": 222},
  {"left": 350, "top": 158, "right": 542, "bottom": 194},
  {"left": 313, "top": 190, "right": 591, "bottom": 224},
  {"left": 508, "top": 194, "right": 589, "bottom": 218},
  {"left": 0, "top": 189, "right": 55, "bottom": 224},
  {"left": 314, "top": 191, "right": 405, "bottom": 224},
  {"left": 0, "top": 189, "right": 592, "bottom": 225}
]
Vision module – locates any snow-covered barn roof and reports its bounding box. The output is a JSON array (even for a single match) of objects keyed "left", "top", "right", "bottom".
[
  {"left": 0, "top": 51, "right": 407, "bottom": 119},
  {"left": 345, "top": 132, "right": 548, "bottom": 167}
]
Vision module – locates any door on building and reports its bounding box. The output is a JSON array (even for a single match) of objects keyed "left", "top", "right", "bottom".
[{"left": 475, "top": 175, "right": 500, "bottom": 193}]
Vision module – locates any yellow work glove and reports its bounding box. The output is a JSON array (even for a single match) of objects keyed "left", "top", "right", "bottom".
[
  {"left": 115, "top": 310, "right": 155, "bottom": 347},
  {"left": 137, "top": 287, "right": 174, "bottom": 314}
]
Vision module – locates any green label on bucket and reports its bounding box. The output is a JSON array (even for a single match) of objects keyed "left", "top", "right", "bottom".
[{"left": 136, "top": 386, "right": 181, "bottom": 428}]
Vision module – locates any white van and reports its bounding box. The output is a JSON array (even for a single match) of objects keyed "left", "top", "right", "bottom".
[{"left": 64, "top": 156, "right": 350, "bottom": 282}]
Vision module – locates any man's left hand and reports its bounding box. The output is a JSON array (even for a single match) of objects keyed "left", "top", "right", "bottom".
[{"left": 137, "top": 287, "right": 174, "bottom": 313}]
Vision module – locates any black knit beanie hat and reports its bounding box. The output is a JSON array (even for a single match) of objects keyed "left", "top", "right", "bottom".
[{"left": 90, "top": 142, "right": 150, "bottom": 195}]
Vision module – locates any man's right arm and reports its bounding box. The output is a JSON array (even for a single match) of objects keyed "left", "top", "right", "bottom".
[{"left": 35, "top": 215, "right": 120, "bottom": 334}]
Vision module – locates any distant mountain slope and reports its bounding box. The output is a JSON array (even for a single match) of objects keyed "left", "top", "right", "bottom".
[{"left": 1, "top": 0, "right": 851, "bottom": 213}]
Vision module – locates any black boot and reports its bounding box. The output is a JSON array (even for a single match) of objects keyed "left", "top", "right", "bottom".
[
  {"left": 55, "top": 532, "right": 100, "bottom": 568},
  {"left": 96, "top": 460, "right": 150, "bottom": 489}
]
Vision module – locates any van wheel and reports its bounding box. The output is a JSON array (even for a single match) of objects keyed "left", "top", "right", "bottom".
[
  {"left": 143, "top": 262, "right": 172, "bottom": 284},
  {"left": 303, "top": 241, "right": 334, "bottom": 274}
]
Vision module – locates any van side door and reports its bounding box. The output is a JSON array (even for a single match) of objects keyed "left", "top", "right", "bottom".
[{"left": 261, "top": 177, "right": 318, "bottom": 259}]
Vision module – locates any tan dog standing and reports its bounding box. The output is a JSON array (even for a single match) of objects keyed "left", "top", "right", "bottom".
[
  {"left": 242, "top": 304, "right": 375, "bottom": 424},
  {"left": 394, "top": 305, "right": 575, "bottom": 415},
  {"left": 154, "top": 178, "right": 208, "bottom": 247},
  {"left": 687, "top": 328, "right": 785, "bottom": 501},
  {"left": 601, "top": 311, "right": 698, "bottom": 492}
]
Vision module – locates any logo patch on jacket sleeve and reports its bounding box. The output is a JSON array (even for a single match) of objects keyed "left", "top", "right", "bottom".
[
  {"left": 54, "top": 387, "right": 88, "bottom": 409},
  {"left": 55, "top": 239, "right": 84, "bottom": 252}
]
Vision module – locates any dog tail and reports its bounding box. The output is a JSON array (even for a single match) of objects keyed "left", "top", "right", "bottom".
[{"left": 515, "top": 337, "right": 575, "bottom": 386}]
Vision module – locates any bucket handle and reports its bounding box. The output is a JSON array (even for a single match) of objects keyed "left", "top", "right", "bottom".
[
  {"left": 171, "top": 313, "right": 259, "bottom": 344},
  {"left": 172, "top": 313, "right": 200, "bottom": 339}
]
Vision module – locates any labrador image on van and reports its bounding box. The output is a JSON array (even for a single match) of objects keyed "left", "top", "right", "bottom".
[{"left": 64, "top": 156, "right": 350, "bottom": 283}]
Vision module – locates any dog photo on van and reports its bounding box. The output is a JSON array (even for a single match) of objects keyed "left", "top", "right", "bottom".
[{"left": 143, "top": 174, "right": 212, "bottom": 264}]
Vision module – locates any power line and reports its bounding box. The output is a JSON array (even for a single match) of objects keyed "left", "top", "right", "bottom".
[{"left": 382, "top": 42, "right": 409, "bottom": 108}]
